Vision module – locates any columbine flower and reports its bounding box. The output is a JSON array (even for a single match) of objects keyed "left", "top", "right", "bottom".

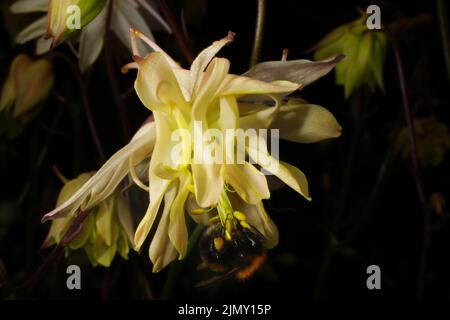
[
  {"left": 43, "top": 172, "right": 134, "bottom": 267},
  {"left": 11, "top": 0, "right": 171, "bottom": 71},
  {"left": 43, "top": 30, "right": 342, "bottom": 272},
  {"left": 314, "top": 13, "right": 387, "bottom": 98},
  {"left": 0, "top": 54, "right": 53, "bottom": 120}
]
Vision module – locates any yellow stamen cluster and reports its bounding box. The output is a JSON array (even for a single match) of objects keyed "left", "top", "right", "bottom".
[{"left": 214, "top": 189, "right": 250, "bottom": 241}]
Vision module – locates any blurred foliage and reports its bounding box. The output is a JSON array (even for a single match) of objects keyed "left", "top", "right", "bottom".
[{"left": 396, "top": 118, "right": 450, "bottom": 167}]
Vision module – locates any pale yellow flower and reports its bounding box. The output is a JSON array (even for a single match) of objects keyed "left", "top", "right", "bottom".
[{"left": 43, "top": 30, "right": 342, "bottom": 272}]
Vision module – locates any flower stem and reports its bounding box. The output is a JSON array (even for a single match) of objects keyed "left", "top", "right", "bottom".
[
  {"left": 250, "top": 0, "right": 266, "bottom": 67},
  {"left": 105, "top": 0, "right": 131, "bottom": 141},
  {"left": 22, "top": 210, "right": 89, "bottom": 292},
  {"left": 437, "top": 0, "right": 450, "bottom": 83},
  {"left": 157, "top": 0, "right": 194, "bottom": 64},
  {"left": 383, "top": 24, "right": 429, "bottom": 299},
  {"left": 49, "top": 52, "right": 106, "bottom": 162}
]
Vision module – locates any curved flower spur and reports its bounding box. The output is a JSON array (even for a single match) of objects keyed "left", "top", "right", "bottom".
[{"left": 42, "top": 29, "right": 343, "bottom": 276}]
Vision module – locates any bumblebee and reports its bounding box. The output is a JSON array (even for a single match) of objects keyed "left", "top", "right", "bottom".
[{"left": 196, "top": 213, "right": 267, "bottom": 286}]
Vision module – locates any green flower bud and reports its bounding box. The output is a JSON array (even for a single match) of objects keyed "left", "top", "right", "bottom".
[
  {"left": 0, "top": 54, "right": 54, "bottom": 119},
  {"left": 47, "top": 0, "right": 107, "bottom": 48},
  {"left": 314, "top": 14, "right": 387, "bottom": 98},
  {"left": 43, "top": 172, "right": 135, "bottom": 267}
]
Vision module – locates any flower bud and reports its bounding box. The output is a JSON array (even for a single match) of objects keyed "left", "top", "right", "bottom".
[
  {"left": 47, "top": 0, "right": 106, "bottom": 48},
  {"left": 0, "top": 54, "right": 54, "bottom": 119}
]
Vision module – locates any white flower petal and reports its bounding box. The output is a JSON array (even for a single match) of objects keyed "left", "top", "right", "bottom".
[
  {"left": 271, "top": 104, "right": 342, "bottom": 143},
  {"left": 42, "top": 122, "right": 156, "bottom": 222},
  {"left": 190, "top": 32, "right": 234, "bottom": 95},
  {"left": 15, "top": 15, "right": 47, "bottom": 44}
]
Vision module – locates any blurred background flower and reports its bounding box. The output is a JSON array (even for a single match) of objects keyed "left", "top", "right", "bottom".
[
  {"left": 43, "top": 171, "right": 135, "bottom": 267},
  {"left": 314, "top": 13, "right": 387, "bottom": 98},
  {"left": 10, "top": 0, "right": 172, "bottom": 71},
  {"left": 396, "top": 118, "right": 450, "bottom": 167},
  {"left": 0, "top": 53, "right": 53, "bottom": 137}
]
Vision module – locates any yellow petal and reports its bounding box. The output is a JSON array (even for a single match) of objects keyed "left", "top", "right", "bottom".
[
  {"left": 168, "top": 173, "right": 191, "bottom": 258},
  {"left": 247, "top": 133, "right": 311, "bottom": 200},
  {"left": 185, "top": 195, "right": 215, "bottom": 225},
  {"left": 192, "top": 162, "right": 223, "bottom": 208},
  {"left": 239, "top": 95, "right": 281, "bottom": 130},
  {"left": 117, "top": 229, "right": 130, "bottom": 259},
  {"left": 96, "top": 198, "right": 119, "bottom": 247},
  {"left": 41, "top": 215, "right": 72, "bottom": 248},
  {"left": 133, "top": 179, "right": 170, "bottom": 251},
  {"left": 149, "top": 185, "right": 179, "bottom": 272},
  {"left": 134, "top": 52, "right": 189, "bottom": 115},
  {"left": 1, "top": 55, "right": 31, "bottom": 111},
  {"left": 90, "top": 234, "right": 117, "bottom": 267},
  {"left": 191, "top": 57, "right": 230, "bottom": 123},
  {"left": 68, "top": 212, "right": 95, "bottom": 250},
  {"left": 190, "top": 32, "right": 234, "bottom": 95},
  {"left": 271, "top": 104, "right": 342, "bottom": 143},
  {"left": 223, "top": 162, "right": 270, "bottom": 205},
  {"left": 135, "top": 111, "right": 180, "bottom": 250}
]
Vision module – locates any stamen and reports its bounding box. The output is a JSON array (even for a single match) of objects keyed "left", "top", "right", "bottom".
[
  {"left": 233, "top": 211, "right": 247, "bottom": 221},
  {"left": 226, "top": 219, "right": 233, "bottom": 235},
  {"left": 240, "top": 221, "right": 251, "bottom": 229},
  {"left": 209, "top": 215, "right": 220, "bottom": 223},
  {"left": 129, "top": 28, "right": 141, "bottom": 57}
]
